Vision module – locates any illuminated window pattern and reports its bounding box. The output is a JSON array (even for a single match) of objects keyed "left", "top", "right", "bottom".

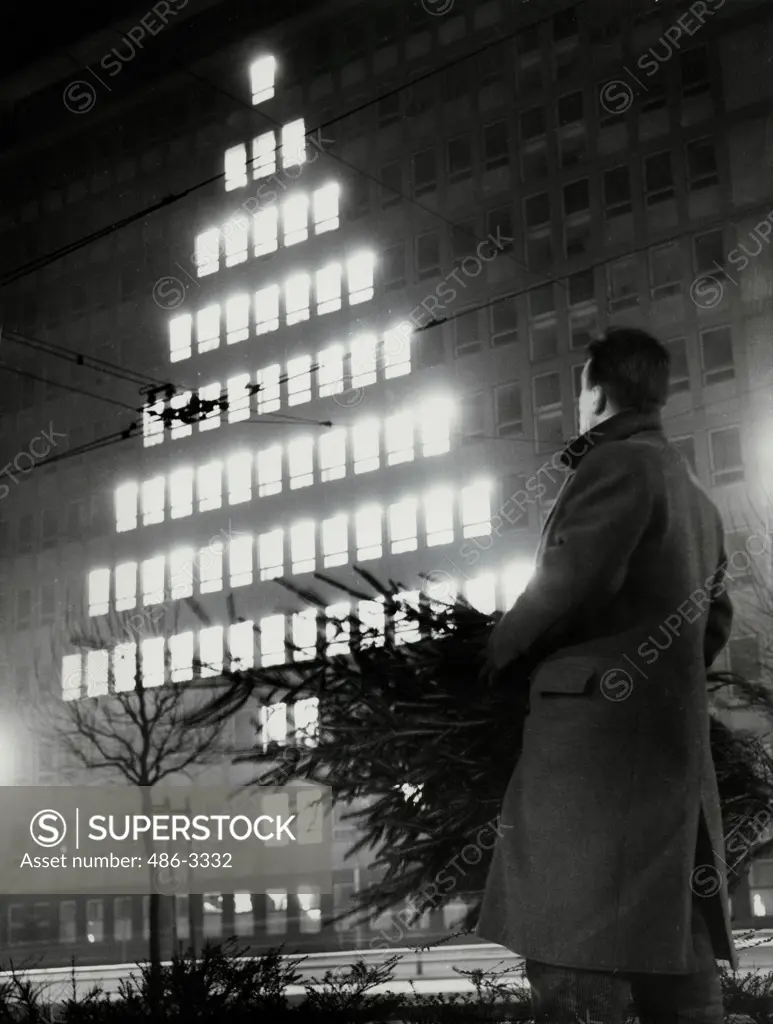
[{"left": 65, "top": 562, "right": 535, "bottom": 697}]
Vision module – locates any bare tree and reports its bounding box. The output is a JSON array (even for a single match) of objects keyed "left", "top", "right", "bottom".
[{"left": 37, "top": 604, "right": 230, "bottom": 1009}]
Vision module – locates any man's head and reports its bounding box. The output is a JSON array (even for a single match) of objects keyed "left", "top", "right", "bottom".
[{"left": 578, "top": 327, "right": 670, "bottom": 434}]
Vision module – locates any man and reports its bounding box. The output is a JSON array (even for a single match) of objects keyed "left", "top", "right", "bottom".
[{"left": 476, "top": 327, "right": 736, "bottom": 1023}]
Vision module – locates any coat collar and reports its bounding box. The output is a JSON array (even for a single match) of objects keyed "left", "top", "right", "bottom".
[{"left": 559, "top": 408, "right": 665, "bottom": 472}]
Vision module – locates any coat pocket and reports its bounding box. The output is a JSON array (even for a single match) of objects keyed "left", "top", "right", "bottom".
[{"left": 532, "top": 657, "right": 598, "bottom": 696}]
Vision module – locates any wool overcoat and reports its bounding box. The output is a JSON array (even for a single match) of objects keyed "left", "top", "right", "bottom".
[{"left": 476, "top": 409, "right": 738, "bottom": 973}]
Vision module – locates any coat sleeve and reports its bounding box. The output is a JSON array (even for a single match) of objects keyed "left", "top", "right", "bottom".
[
  {"left": 704, "top": 543, "right": 733, "bottom": 668},
  {"left": 488, "top": 443, "right": 656, "bottom": 672}
]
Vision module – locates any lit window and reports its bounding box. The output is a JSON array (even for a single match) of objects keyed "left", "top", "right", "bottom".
[
  {"left": 394, "top": 591, "right": 421, "bottom": 646},
  {"left": 297, "top": 887, "right": 321, "bottom": 933},
  {"left": 355, "top": 505, "right": 382, "bottom": 560},
  {"left": 86, "top": 650, "right": 109, "bottom": 697},
  {"left": 353, "top": 418, "right": 380, "bottom": 474},
  {"left": 325, "top": 602, "right": 350, "bottom": 656},
  {"left": 383, "top": 325, "right": 411, "bottom": 379},
  {"left": 461, "top": 480, "right": 492, "bottom": 538},
  {"left": 259, "top": 529, "right": 284, "bottom": 580},
  {"left": 420, "top": 396, "right": 454, "bottom": 456},
  {"left": 250, "top": 55, "right": 276, "bottom": 105},
  {"left": 313, "top": 183, "right": 340, "bottom": 234},
  {"left": 385, "top": 412, "right": 414, "bottom": 466},
  {"left": 347, "top": 252, "right": 375, "bottom": 304},
  {"left": 283, "top": 194, "right": 309, "bottom": 246},
  {"left": 198, "top": 382, "right": 221, "bottom": 432},
  {"left": 294, "top": 698, "right": 319, "bottom": 745},
  {"left": 285, "top": 274, "right": 310, "bottom": 325},
  {"left": 425, "top": 572, "right": 456, "bottom": 612},
  {"left": 503, "top": 559, "right": 534, "bottom": 606},
  {"left": 142, "top": 556, "right": 165, "bottom": 606},
  {"left": 281, "top": 118, "right": 306, "bottom": 168},
  {"left": 141, "top": 477, "right": 165, "bottom": 527},
  {"left": 195, "top": 229, "right": 220, "bottom": 277},
  {"left": 169, "top": 313, "right": 192, "bottom": 362},
  {"left": 169, "top": 632, "right": 193, "bottom": 684},
  {"left": 62, "top": 654, "right": 82, "bottom": 701},
  {"left": 115, "top": 483, "right": 138, "bottom": 533},
  {"left": 293, "top": 608, "right": 317, "bottom": 661},
  {"left": 466, "top": 572, "right": 497, "bottom": 614},
  {"left": 288, "top": 437, "right": 314, "bottom": 488},
  {"left": 257, "top": 445, "right": 283, "bottom": 496},
  {"left": 316, "top": 263, "right": 342, "bottom": 315},
  {"left": 197, "top": 461, "right": 222, "bottom": 512},
  {"left": 199, "top": 540, "right": 224, "bottom": 594},
  {"left": 290, "top": 521, "right": 316, "bottom": 574},
  {"left": 227, "top": 452, "right": 253, "bottom": 505},
  {"left": 256, "top": 364, "right": 281, "bottom": 413},
  {"left": 169, "top": 548, "right": 194, "bottom": 600},
  {"left": 143, "top": 401, "right": 164, "bottom": 448},
  {"left": 225, "top": 144, "right": 247, "bottom": 191},
  {"left": 260, "top": 615, "right": 286, "bottom": 667},
  {"left": 287, "top": 355, "right": 312, "bottom": 406},
  {"left": 115, "top": 561, "right": 138, "bottom": 610},
  {"left": 229, "top": 620, "right": 254, "bottom": 671},
  {"left": 425, "top": 488, "right": 454, "bottom": 547},
  {"left": 169, "top": 467, "right": 193, "bottom": 519},
  {"left": 322, "top": 515, "right": 348, "bottom": 568},
  {"left": 350, "top": 333, "right": 378, "bottom": 387},
  {"left": 229, "top": 535, "right": 253, "bottom": 587},
  {"left": 252, "top": 131, "right": 276, "bottom": 179},
  {"left": 358, "top": 598, "right": 385, "bottom": 647},
  {"left": 113, "top": 643, "right": 136, "bottom": 692},
  {"left": 170, "top": 391, "right": 192, "bottom": 440},
  {"left": 255, "top": 285, "right": 280, "bottom": 334},
  {"left": 199, "top": 626, "right": 223, "bottom": 678},
  {"left": 254, "top": 207, "right": 278, "bottom": 257},
  {"left": 227, "top": 373, "right": 251, "bottom": 423},
  {"left": 88, "top": 568, "right": 110, "bottom": 616},
  {"left": 261, "top": 701, "right": 287, "bottom": 749},
  {"left": 197, "top": 304, "right": 220, "bottom": 354},
  {"left": 143, "top": 638, "right": 165, "bottom": 688},
  {"left": 318, "top": 344, "right": 344, "bottom": 396},
  {"left": 389, "top": 499, "right": 418, "bottom": 554},
  {"left": 226, "top": 294, "right": 250, "bottom": 345},
  {"left": 319, "top": 429, "right": 346, "bottom": 482}
]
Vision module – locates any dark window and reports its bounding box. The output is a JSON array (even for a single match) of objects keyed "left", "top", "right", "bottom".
[
  {"left": 383, "top": 243, "right": 405, "bottom": 290},
  {"left": 517, "top": 24, "right": 540, "bottom": 54},
  {"left": 665, "top": 338, "right": 690, "bottom": 395},
  {"left": 378, "top": 90, "right": 401, "bottom": 126},
  {"left": 563, "top": 179, "right": 589, "bottom": 216},
  {"left": 525, "top": 192, "right": 550, "bottom": 228},
  {"left": 454, "top": 309, "right": 482, "bottom": 356},
  {"left": 568, "top": 269, "right": 594, "bottom": 306},
  {"left": 709, "top": 427, "right": 744, "bottom": 485},
  {"left": 483, "top": 122, "right": 509, "bottom": 170},
  {"left": 686, "top": 138, "right": 718, "bottom": 190},
  {"left": 553, "top": 7, "right": 578, "bottom": 40},
  {"left": 486, "top": 207, "right": 513, "bottom": 249},
  {"left": 490, "top": 298, "right": 518, "bottom": 345},
  {"left": 644, "top": 152, "right": 674, "bottom": 203},
  {"left": 447, "top": 135, "right": 472, "bottom": 182},
  {"left": 450, "top": 221, "right": 474, "bottom": 263},
  {"left": 529, "top": 283, "right": 555, "bottom": 318},
  {"left": 416, "top": 232, "right": 440, "bottom": 280},
  {"left": 725, "top": 532, "right": 755, "bottom": 586},
  {"left": 348, "top": 175, "right": 371, "bottom": 219},
  {"left": 604, "top": 166, "right": 632, "bottom": 215},
  {"left": 520, "top": 107, "right": 546, "bottom": 141},
  {"left": 694, "top": 230, "right": 725, "bottom": 275},
  {"left": 681, "top": 46, "right": 710, "bottom": 97},
  {"left": 380, "top": 161, "right": 402, "bottom": 209},
  {"left": 412, "top": 149, "right": 437, "bottom": 196},
  {"left": 557, "top": 91, "right": 583, "bottom": 127},
  {"left": 444, "top": 63, "right": 470, "bottom": 101},
  {"left": 461, "top": 392, "right": 486, "bottom": 442},
  {"left": 700, "top": 326, "right": 734, "bottom": 386},
  {"left": 495, "top": 383, "right": 523, "bottom": 436}
]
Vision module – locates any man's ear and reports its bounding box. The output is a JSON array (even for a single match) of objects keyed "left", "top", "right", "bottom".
[{"left": 594, "top": 387, "right": 607, "bottom": 415}]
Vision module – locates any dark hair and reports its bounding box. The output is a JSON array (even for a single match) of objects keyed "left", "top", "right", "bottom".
[{"left": 585, "top": 327, "right": 670, "bottom": 411}]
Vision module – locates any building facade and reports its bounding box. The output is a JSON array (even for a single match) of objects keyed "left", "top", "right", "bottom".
[{"left": 1, "top": 0, "right": 773, "bottom": 967}]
